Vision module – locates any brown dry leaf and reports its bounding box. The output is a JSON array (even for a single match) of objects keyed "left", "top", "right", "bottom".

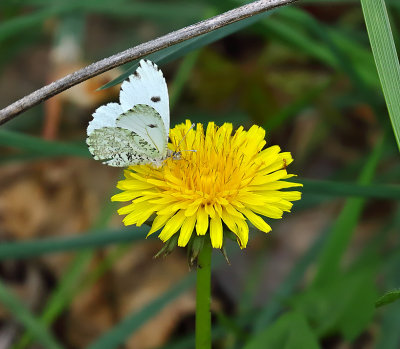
[{"left": 65, "top": 242, "right": 195, "bottom": 349}]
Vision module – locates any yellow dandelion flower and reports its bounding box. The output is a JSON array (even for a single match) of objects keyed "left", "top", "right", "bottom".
[{"left": 112, "top": 120, "right": 302, "bottom": 249}]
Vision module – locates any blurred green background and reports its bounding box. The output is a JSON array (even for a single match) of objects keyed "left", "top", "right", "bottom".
[{"left": 0, "top": 0, "right": 399, "bottom": 348}]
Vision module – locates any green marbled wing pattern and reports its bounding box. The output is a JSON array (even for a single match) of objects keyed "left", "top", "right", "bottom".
[{"left": 86, "top": 126, "right": 161, "bottom": 167}]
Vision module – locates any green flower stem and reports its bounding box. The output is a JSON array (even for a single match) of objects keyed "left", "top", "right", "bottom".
[{"left": 196, "top": 240, "right": 212, "bottom": 349}]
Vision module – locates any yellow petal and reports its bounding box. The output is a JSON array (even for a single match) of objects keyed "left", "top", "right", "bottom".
[
  {"left": 147, "top": 211, "right": 176, "bottom": 237},
  {"left": 185, "top": 198, "right": 202, "bottom": 217},
  {"left": 210, "top": 215, "right": 223, "bottom": 248},
  {"left": 225, "top": 204, "right": 245, "bottom": 219},
  {"left": 221, "top": 209, "right": 238, "bottom": 233},
  {"left": 196, "top": 206, "right": 209, "bottom": 235},
  {"left": 249, "top": 181, "right": 302, "bottom": 191},
  {"left": 205, "top": 204, "right": 215, "bottom": 218},
  {"left": 247, "top": 204, "right": 283, "bottom": 219},
  {"left": 111, "top": 191, "right": 141, "bottom": 202},
  {"left": 238, "top": 208, "right": 271, "bottom": 234},
  {"left": 178, "top": 214, "right": 197, "bottom": 247},
  {"left": 235, "top": 219, "right": 249, "bottom": 249},
  {"left": 158, "top": 210, "right": 186, "bottom": 242},
  {"left": 117, "top": 179, "right": 154, "bottom": 191}
]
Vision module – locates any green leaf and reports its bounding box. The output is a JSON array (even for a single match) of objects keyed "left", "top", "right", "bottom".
[
  {"left": 253, "top": 227, "right": 329, "bottom": 332},
  {"left": 337, "top": 271, "right": 378, "bottom": 340},
  {"left": 99, "top": 11, "right": 271, "bottom": 90},
  {"left": 361, "top": 0, "right": 400, "bottom": 150},
  {"left": 376, "top": 289, "right": 400, "bottom": 308},
  {"left": 87, "top": 275, "right": 195, "bottom": 349},
  {"left": 244, "top": 312, "right": 319, "bottom": 349},
  {"left": 292, "top": 269, "right": 377, "bottom": 340},
  {"left": 375, "top": 260, "right": 400, "bottom": 349},
  {"left": 0, "top": 281, "right": 64, "bottom": 349}
]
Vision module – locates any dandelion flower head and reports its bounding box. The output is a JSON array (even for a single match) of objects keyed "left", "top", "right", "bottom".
[{"left": 112, "top": 120, "right": 302, "bottom": 249}]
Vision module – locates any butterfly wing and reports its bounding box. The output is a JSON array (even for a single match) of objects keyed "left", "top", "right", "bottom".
[
  {"left": 119, "top": 60, "right": 170, "bottom": 134},
  {"left": 87, "top": 102, "right": 123, "bottom": 135},
  {"left": 86, "top": 127, "right": 158, "bottom": 167},
  {"left": 116, "top": 104, "right": 168, "bottom": 158}
]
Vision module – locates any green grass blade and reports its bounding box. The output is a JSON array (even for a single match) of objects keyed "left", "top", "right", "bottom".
[
  {"left": 0, "top": 129, "right": 90, "bottom": 157},
  {"left": 169, "top": 50, "right": 200, "bottom": 110},
  {"left": 361, "top": 0, "right": 400, "bottom": 150},
  {"left": 294, "top": 178, "right": 400, "bottom": 200},
  {"left": 313, "top": 136, "right": 385, "bottom": 286},
  {"left": 0, "top": 227, "right": 147, "bottom": 260},
  {"left": 0, "top": 282, "right": 64, "bottom": 349},
  {"left": 87, "top": 274, "right": 195, "bottom": 349}
]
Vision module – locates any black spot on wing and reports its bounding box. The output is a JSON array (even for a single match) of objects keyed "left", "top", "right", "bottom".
[
  {"left": 151, "top": 96, "right": 161, "bottom": 102},
  {"left": 133, "top": 71, "right": 140, "bottom": 78},
  {"left": 147, "top": 124, "right": 158, "bottom": 128}
]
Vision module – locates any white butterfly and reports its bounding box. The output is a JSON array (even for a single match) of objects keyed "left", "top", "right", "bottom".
[{"left": 87, "top": 59, "right": 170, "bottom": 167}]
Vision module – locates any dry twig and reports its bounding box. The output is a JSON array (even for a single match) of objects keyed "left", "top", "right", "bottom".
[{"left": 0, "top": 0, "right": 298, "bottom": 125}]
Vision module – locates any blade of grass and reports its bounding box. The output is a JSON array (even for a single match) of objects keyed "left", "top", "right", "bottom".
[
  {"left": 361, "top": 0, "right": 400, "bottom": 150},
  {"left": 313, "top": 135, "right": 385, "bottom": 286},
  {"left": 294, "top": 178, "right": 400, "bottom": 200},
  {"left": 0, "top": 227, "right": 147, "bottom": 260},
  {"left": 78, "top": 244, "right": 132, "bottom": 292},
  {"left": 169, "top": 50, "right": 201, "bottom": 110},
  {"left": 0, "top": 129, "right": 90, "bottom": 157},
  {"left": 0, "top": 282, "right": 64, "bottom": 349},
  {"left": 87, "top": 274, "right": 195, "bottom": 349}
]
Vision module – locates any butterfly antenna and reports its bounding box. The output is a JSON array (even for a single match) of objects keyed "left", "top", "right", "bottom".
[{"left": 175, "top": 123, "right": 195, "bottom": 153}]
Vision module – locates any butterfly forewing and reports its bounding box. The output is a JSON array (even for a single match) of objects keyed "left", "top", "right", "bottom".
[
  {"left": 116, "top": 104, "right": 168, "bottom": 157},
  {"left": 119, "top": 60, "right": 170, "bottom": 133}
]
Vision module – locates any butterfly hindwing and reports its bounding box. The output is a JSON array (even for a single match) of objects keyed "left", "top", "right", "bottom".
[
  {"left": 119, "top": 60, "right": 170, "bottom": 133},
  {"left": 116, "top": 104, "right": 168, "bottom": 157},
  {"left": 86, "top": 127, "right": 156, "bottom": 167}
]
